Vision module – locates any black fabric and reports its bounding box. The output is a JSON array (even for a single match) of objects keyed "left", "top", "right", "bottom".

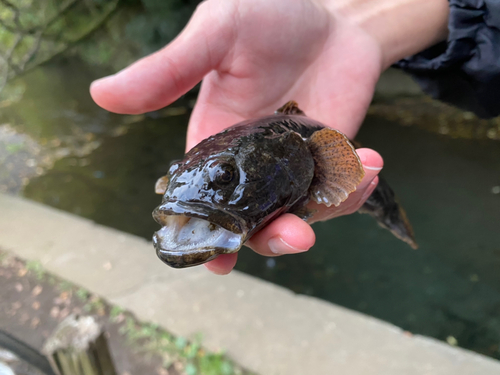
[{"left": 395, "top": 0, "right": 500, "bottom": 118}]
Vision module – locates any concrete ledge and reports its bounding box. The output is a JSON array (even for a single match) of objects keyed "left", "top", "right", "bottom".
[{"left": 1, "top": 193, "right": 499, "bottom": 375}]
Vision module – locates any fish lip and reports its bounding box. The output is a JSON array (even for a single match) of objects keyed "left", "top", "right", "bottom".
[
  {"left": 153, "top": 234, "right": 222, "bottom": 268},
  {"left": 152, "top": 200, "right": 247, "bottom": 268},
  {"left": 152, "top": 200, "right": 245, "bottom": 234}
]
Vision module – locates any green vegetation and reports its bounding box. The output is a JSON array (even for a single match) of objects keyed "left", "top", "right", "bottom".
[
  {"left": 117, "top": 317, "right": 243, "bottom": 375},
  {"left": 0, "top": 0, "right": 204, "bottom": 93},
  {"left": 75, "top": 287, "right": 90, "bottom": 301},
  {"left": 5, "top": 142, "right": 24, "bottom": 153},
  {"left": 25, "top": 259, "right": 45, "bottom": 279},
  {"left": 0, "top": 0, "right": 119, "bottom": 91}
]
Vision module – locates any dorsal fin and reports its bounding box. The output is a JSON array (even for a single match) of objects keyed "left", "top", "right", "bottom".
[
  {"left": 275, "top": 101, "right": 306, "bottom": 116},
  {"left": 307, "top": 128, "right": 365, "bottom": 207}
]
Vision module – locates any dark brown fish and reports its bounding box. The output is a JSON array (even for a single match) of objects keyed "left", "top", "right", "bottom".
[{"left": 153, "top": 101, "right": 417, "bottom": 268}]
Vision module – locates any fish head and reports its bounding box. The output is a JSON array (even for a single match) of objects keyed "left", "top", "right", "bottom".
[
  {"left": 152, "top": 129, "right": 307, "bottom": 268},
  {"left": 153, "top": 151, "right": 249, "bottom": 268}
]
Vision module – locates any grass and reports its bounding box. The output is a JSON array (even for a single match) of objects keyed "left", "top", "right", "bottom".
[
  {"left": 25, "top": 260, "right": 46, "bottom": 280},
  {"left": 114, "top": 315, "right": 242, "bottom": 375}
]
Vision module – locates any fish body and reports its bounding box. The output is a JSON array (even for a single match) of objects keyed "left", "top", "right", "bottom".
[{"left": 153, "top": 102, "right": 416, "bottom": 268}]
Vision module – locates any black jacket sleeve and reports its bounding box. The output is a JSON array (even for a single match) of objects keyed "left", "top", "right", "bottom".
[{"left": 394, "top": 0, "right": 500, "bottom": 118}]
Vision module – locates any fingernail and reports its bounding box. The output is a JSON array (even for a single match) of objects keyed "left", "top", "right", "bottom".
[
  {"left": 268, "top": 237, "right": 307, "bottom": 255},
  {"left": 364, "top": 165, "right": 383, "bottom": 171},
  {"left": 358, "top": 152, "right": 382, "bottom": 171}
]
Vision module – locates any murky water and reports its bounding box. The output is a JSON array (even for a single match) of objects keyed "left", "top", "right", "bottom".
[{"left": 2, "top": 59, "right": 500, "bottom": 360}]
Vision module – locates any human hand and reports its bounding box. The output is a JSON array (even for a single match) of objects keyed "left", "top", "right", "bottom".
[{"left": 90, "top": 0, "right": 448, "bottom": 274}]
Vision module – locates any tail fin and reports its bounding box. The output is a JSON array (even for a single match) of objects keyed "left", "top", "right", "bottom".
[{"left": 359, "top": 176, "right": 418, "bottom": 249}]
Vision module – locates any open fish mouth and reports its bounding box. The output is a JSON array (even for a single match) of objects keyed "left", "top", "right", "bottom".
[{"left": 152, "top": 202, "right": 246, "bottom": 268}]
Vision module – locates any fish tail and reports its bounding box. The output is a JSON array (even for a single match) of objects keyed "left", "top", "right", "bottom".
[{"left": 359, "top": 176, "right": 418, "bottom": 249}]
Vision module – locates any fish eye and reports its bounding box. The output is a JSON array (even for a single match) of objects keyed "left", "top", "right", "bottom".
[
  {"left": 208, "top": 161, "right": 236, "bottom": 186},
  {"left": 214, "top": 164, "right": 235, "bottom": 184}
]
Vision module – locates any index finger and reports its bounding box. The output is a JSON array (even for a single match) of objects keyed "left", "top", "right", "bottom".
[{"left": 89, "top": 3, "right": 231, "bottom": 114}]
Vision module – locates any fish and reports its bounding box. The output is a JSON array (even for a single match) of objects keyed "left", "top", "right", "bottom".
[{"left": 152, "top": 101, "right": 417, "bottom": 268}]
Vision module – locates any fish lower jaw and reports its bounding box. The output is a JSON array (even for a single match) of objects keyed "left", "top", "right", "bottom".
[{"left": 153, "top": 215, "right": 245, "bottom": 268}]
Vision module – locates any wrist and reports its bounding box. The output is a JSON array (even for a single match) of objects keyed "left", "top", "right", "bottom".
[{"left": 322, "top": 0, "right": 450, "bottom": 69}]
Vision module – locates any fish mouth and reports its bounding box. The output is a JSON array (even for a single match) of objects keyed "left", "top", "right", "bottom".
[{"left": 152, "top": 201, "right": 247, "bottom": 268}]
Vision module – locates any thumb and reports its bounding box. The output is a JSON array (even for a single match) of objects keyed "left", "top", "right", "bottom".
[{"left": 90, "top": 3, "right": 231, "bottom": 114}]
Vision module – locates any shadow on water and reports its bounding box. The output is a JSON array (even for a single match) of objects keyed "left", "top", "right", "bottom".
[{"left": 3, "top": 58, "right": 500, "bottom": 360}]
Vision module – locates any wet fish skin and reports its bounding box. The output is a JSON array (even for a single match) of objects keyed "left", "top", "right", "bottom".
[
  {"left": 153, "top": 115, "right": 324, "bottom": 267},
  {"left": 160, "top": 116, "right": 317, "bottom": 229}
]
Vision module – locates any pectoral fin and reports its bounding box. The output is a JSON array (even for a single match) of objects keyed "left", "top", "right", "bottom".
[{"left": 307, "top": 128, "right": 365, "bottom": 207}]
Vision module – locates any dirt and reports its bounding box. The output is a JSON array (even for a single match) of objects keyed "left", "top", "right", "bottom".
[{"left": 0, "top": 251, "right": 183, "bottom": 375}]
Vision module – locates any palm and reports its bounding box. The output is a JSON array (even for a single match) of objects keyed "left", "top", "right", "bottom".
[{"left": 187, "top": 0, "right": 382, "bottom": 148}]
